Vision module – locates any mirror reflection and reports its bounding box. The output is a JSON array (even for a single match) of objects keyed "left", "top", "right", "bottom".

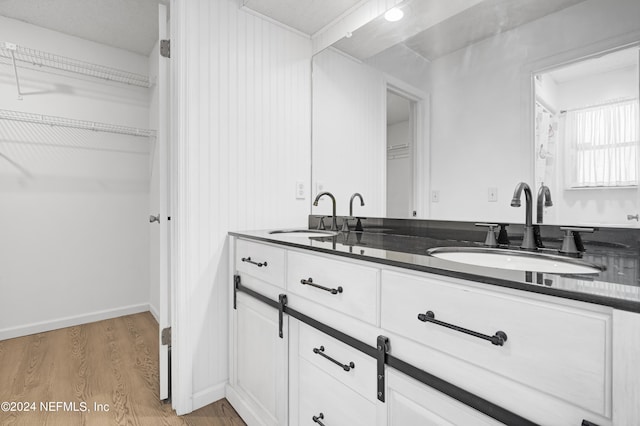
[{"left": 311, "top": 0, "right": 640, "bottom": 226}]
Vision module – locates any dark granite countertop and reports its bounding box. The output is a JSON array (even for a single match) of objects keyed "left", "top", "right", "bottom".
[{"left": 229, "top": 218, "right": 640, "bottom": 313}]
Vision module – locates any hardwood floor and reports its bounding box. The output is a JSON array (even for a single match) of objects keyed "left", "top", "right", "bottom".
[{"left": 0, "top": 312, "right": 246, "bottom": 426}]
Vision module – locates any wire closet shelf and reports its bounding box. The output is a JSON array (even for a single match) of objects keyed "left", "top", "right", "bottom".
[
  {"left": 0, "top": 41, "right": 152, "bottom": 88},
  {"left": 0, "top": 109, "right": 156, "bottom": 138}
]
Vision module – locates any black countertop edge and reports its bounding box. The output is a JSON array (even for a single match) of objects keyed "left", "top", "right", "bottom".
[{"left": 228, "top": 231, "right": 640, "bottom": 314}]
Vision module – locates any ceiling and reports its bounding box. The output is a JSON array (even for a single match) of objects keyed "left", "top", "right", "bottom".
[
  {"left": 333, "top": 0, "right": 588, "bottom": 61},
  {"left": 241, "top": 0, "right": 363, "bottom": 35},
  {"left": 0, "top": 0, "right": 166, "bottom": 56}
]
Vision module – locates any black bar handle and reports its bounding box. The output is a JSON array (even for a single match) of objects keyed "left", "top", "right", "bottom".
[
  {"left": 241, "top": 257, "right": 267, "bottom": 267},
  {"left": 582, "top": 420, "right": 600, "bottom": 426},
  {"left": 313, "top": 346, "right": 355, "bottom": 371},
  {"left": 301, "top": 277, "right": 343, "bottom": 295},
  {"left": 417, "top": 311, "right": 508, "bottom": 346},
  {"left": 312, "top": 413, "right": 326, "bottom": 425}
]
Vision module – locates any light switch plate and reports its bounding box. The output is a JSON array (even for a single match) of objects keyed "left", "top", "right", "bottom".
[
  {"left": 295, "top": 181, "right": 305, "bottom": 199},
  {"left": 488, "top": 187, "right": 498, "bottom": 202},
  {"left": 431, "top": 190, "right": 440, "bottom": 203}
]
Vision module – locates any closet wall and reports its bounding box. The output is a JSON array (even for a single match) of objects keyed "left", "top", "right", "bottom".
[{"left": 0, "top": 16, "right": 152, "bottom": 339}]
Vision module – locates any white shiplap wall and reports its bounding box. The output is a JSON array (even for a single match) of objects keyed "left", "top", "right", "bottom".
[
  {"left": 312, "top": 48, "right": 385, "bottom": 217},
  {"left": 171, "top": 0, "right": 311, "bottom": 414}
]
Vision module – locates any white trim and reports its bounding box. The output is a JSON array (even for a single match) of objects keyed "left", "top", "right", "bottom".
[
  {"left": 169, "top": 0, "right": 193, "bottom": 416},
  {"left": 149, "top": 303, "right": 160, "bottom": 324},
  {"left": 0, "top": 303, "right": 150, "bottom": 341},
  {"left": 192, "top": 382, "right": 227, "bottom": 411}
]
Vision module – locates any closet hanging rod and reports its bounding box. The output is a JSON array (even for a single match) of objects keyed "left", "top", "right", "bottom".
[
  {"left": 0, "top": 109, "right": 156, "bottom": 138},
  {"left": 0, "top": 41, "right": 152, "bottom": 89}
]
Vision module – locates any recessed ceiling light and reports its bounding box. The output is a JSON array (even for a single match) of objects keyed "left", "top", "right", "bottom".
[{"left": 384, "top": 8, "right": 404, "bottom": 22}]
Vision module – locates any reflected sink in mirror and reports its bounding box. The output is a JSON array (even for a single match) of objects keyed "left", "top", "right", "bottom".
[
  {"left": 269, "top": 229, "right": 339, "bottom": 238},
  {"left": 427, "top": 247, "right": 604, "bottom": 274}
]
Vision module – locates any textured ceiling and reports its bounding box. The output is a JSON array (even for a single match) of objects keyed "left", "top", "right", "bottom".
[
  {"left": 0, "top": 0, "right": 166, "bottom": 56},
  {"left": 242, "top": 0, "right": 363, "bottom": 35}
]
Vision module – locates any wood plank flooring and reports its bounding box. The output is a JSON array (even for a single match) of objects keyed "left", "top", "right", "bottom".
[{"left": 0, "top": 312, "right": 246, "bottom": 426}]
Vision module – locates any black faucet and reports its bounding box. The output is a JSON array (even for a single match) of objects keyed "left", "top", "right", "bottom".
[
  {"left": 313, "top": 191, "right": 338, "bottom": 231},
  {"left": 349, "top": 193, "right": 365, "bottom": 216},
  {"left": 510, "top": 182, "right": 537, "bottom": 250},
  {"left": 536, "top": 184, "right": 553, "bottom": 223},
  {"left": 350, "top": 193, "right": 366, "bottom": 232}
]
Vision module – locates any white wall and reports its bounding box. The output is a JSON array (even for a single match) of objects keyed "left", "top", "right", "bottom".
[
  {"left": 171, "top": 0, "right": 311, "bottom": 413},
  {"left": 312, "top": 48, "right": 385, "bottom": 217},
  {"left": 0, "top": 16, "right": 151, "bottom": 339},
  {"left": 428, "top": 0, "right": 640, "bottom": 223}
]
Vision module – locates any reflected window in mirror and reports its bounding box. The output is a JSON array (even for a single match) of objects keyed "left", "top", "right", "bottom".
[
  {"left": 535, "top": 46, "right": 639, "bottom": 190},
  {"left": 534, "top": 45, "right": 639, "bottom": 225}
]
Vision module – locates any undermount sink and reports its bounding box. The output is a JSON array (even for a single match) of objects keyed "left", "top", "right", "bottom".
[
  {"left": 427, "top": 247, "right": 604, "bottom": 274},
  {"left": 269, "top": 229, "right": 338, "bottom": 238}
]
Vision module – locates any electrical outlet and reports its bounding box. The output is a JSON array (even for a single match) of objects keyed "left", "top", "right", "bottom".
[
  {"left": 315, "top": 182, "right": 324, "bottom": 196},
  {"left": 431, "top": 190, "right": 440, "bottom": 203},
  {"left": 488, "top": 187, "right": 498, "bottom": 202},
  {"left": 295, "top": 181, "right": 305, "bottom": 199}
]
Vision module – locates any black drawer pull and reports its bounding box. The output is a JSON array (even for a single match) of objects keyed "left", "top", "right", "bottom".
[
  {"left": 312, "top": 413, "right": 326, "bottom": 425},
  {"left": 241, "top": 257, "right": 267, "bottom": 267},
  {"left": 313, "top": 346, "right": 355, "bottom": 371},
  {"left": 582, "top": 420, "right": 600, "bottom": 426},
  {"left": 301, "top": 277, "right": 343, "bottom": 295},
  {"left": 417, "top": 310, "right": 508, "bottom": 346}
]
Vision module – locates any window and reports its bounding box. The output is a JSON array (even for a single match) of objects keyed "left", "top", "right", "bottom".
[{"left": 564, "top": 98, "right": 638, "bottom": 188}]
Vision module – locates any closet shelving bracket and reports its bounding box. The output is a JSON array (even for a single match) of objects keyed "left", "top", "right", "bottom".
[{"left": 0, "top": 41, "right": 152, "bottom": 99}]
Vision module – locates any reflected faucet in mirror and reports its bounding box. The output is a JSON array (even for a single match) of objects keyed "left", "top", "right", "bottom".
[
  {"left": 510, "top": 182, "right": 536, "bottom": 251},
  {"left": 350, "top": 193, "right": 366, "bottom": 232},
  {"left": 313, "top": 191, "right": 338, "bottom": 231},
  {"left": 536, "top": 184, "right": 553, "bottom": 224}
]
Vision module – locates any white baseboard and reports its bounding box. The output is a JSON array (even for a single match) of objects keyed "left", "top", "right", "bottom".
[
  {"left": 148, "top": 303, "right": 160, "bottom": 324},
  {"left": 192, "top": 382, "right": 227, "bottom": 412},
  {"left": 0, "top": 303, "right": 151, "bottom": 341}
]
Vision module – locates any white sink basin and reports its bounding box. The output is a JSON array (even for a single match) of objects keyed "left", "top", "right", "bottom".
[
  {"left": 269, "top": 229, "right": 338, "bottom": 238},
  {"left": 427, "top": 247, "right": 604, "bottom": 274}
]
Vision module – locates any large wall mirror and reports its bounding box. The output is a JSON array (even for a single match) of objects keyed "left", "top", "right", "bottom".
[{"left": 311, "top": 0, "right": 640, "bottom": 227}]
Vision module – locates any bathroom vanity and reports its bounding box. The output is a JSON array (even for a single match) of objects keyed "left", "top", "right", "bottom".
[{"left": 226, "top": 220, "right": 640, "bottom": 426}]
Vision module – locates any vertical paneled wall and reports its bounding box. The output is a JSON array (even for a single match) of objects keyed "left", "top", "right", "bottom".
[{"left": 171, "top": 0, "right": 311, "bottom": 413}]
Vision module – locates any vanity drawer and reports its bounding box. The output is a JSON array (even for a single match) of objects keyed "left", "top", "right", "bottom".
[
  {"left": 298, "top": 357, "right": 376, "bottom": 426},
  {"left": 287, "top": 251, "right": 379, "bottom": 325},
  {"left": 298, "top": 321, "right": 376, "bottom": 401},
  {"left": 381, "top": 270, "right": 612, "bottom": 416},
  {"left": 235, "top": 238, "right": 285, "bottom": 287}
]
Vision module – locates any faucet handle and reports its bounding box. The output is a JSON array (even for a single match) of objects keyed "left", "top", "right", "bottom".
[
  {"left": 475, "top": 223, "right": 499, "bottom": 247},
  {"left": 559, "top": 227, "right": 596, "bottom": 257},
  {"left": 317, "top": 216, "right": 326, "bottom": 230},
  {"left": 341, "top": 216, "right": 352, "bottom": 232}
]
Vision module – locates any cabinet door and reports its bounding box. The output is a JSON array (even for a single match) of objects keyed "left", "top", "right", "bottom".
[
  {"left": 386, "top": 370, "right": 501, "bottom": 426},
  {"left": 233, "top": 292, "right": 287, "bottom": 426}
]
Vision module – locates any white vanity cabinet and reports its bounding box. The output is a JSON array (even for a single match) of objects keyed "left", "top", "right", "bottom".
[
  {"left": 289, "top": 320, "right": 380, "bottom": 426},
  {"left": 228, "top": 236, "right": 640, "bottom": 426},
  {"left": 386, "top": 369, "right": 501, "bottom": 426},
  {"left": 228, "top": 239, "right": 288, "bottom": 426}
]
